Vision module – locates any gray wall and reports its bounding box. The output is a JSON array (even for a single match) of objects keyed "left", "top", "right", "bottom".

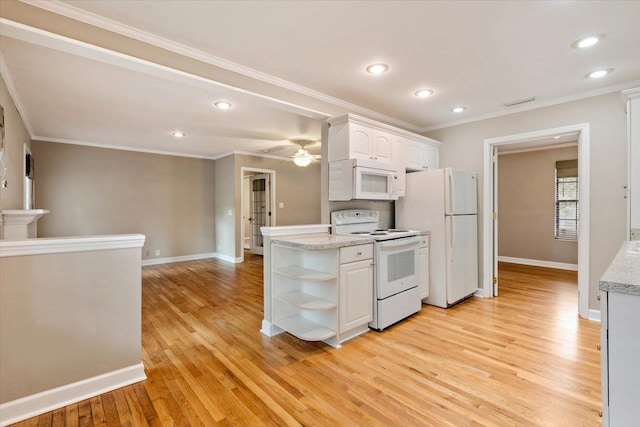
[
  {"left": 31, "top": 141, "right": 215, "bottom": 260},
  {"left": 498, "top": 146, "right": 578, "bottom": 264},
  {"left": 0, "top": 75, "right": 31, "bottom": 211},
  {"left": 0, "top": 246, "right": 142, "bottom": 403},
  {"left": 233, "top": 154, "right": 322, "bottom": 259},
  {"left": 426, "top": 92, "right": 627, "bottom": 311}
]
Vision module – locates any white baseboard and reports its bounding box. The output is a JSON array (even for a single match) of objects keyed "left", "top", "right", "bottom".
[
  {"left": 498, "top": 256, "right": 578, "bottom": 271},
  {"left": 588, "top": 309, "right": 601, "bottom": 322},
  {"left": 141, "top": 252, "right": 243, "bottom": 266},
  {"left": 0, "top": 363, "right": 146, "bottom": 427},
  {"left": 214, "top": 252, "right": 243, "bottom": 264}
]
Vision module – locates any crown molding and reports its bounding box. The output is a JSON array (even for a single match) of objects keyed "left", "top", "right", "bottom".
[
  {"left": 421, "top": 79, "right": 640, "bottom": 133},
  {"left": 0, "top": 52, "right": 35, "bottom": 138},
  {"left": 33, "top": 137, "right": 307, "bottom": 163},
  {"left": 33, "top": 136, "right": 216, "bottom": 160},
  {"left": 20, "top": 0, "right": 422, "bottom": 132}
]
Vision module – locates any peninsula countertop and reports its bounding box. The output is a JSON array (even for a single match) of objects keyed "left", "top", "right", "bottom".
[
  {"left": 599, "top": 241, "right": 640, "bottom": 296},
  {"left": 271, "top": 233, "right": 374, "bottom": 250}
]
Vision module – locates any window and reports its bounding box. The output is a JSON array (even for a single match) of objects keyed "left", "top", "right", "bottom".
[{"left": 555, "top": 160, "right": 578, "bottom": 240}]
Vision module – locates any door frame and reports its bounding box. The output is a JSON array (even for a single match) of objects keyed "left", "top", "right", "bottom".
[
  {"left": 482, "top": 123, "right": 590, "bottom": 319},
  {"left": 240, "top": 167, "right": 276, "bottom": 263}
]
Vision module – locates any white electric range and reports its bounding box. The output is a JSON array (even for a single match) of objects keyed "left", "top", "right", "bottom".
[{"left": 332, "top": 209, "right": 422, "bottom": 330}]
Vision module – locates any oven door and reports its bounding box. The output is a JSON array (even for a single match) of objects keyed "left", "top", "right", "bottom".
[
  {"left": 354, "top": 166, "right": 398, "bottom": 200},
  {"left": 375, "top": 236, "right": 420, "bottom": 299}
]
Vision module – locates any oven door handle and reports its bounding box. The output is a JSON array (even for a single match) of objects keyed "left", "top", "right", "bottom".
[{"left": 377, "top": 238, "right": 420, "bottom": 249}]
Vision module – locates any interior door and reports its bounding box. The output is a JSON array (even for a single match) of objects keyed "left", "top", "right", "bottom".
[
  {"left": 492, "top": 146, "right": 499, "bottom": 296},
  {"left": 249, "top": 174, "right": 271, "bottom": 255}
]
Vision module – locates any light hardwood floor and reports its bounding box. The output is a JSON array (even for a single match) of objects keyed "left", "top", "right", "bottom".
[{"left": 13, "top": 258, "right": 601, "bottom": 426}]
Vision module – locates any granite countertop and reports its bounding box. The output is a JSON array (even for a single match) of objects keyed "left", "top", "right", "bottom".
[
  {"left": 599, "top": 241, "right": 640, "bottom": 296},
  {"left": 271, "top": 233, "right": 374, "bottom": 250}
]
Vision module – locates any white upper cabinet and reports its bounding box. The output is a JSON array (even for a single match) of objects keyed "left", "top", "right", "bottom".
[
  {"left": 405, "top": 139, "right": 440, "bottom": 171},
  {"left": 330, "top": 121, "right": 393, "bottom": 164},
  {"left": 327, "top": 114, "right": 441, "bottom": 171},
  {"left": 392, "top": 136, "right": 407, "bottom": 197}
]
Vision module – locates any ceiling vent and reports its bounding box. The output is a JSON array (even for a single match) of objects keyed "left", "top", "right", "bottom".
[{"left": 504, "top": 97, "right": 536, "bottom": 107}]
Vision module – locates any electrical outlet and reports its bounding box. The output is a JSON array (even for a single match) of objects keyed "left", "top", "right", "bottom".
[
  {"left": 279, "top": 202, "right": 284, "bottom": 208},
  {"left": 155, "top": 250, "right": 160, "bottom": 256}
]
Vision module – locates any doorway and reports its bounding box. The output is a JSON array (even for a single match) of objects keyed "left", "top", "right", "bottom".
[
  {"left": 483, "top": 123, "right": 591, "bottom": 319},
  {"left": 240, "top": 167, "right": 276, "bottom": 261}
]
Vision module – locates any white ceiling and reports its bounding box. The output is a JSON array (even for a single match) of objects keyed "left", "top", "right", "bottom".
[{"left": 2, "top": 1, "right": 639, "bottom": 158}]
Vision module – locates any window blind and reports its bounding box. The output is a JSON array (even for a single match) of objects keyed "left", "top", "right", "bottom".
[{"left": 555, "top": 160, "right": 578, "bottom": 240}]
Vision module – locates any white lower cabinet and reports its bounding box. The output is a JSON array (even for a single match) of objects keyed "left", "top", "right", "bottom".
[
  {"left": 601, "top": 291, "right": 640, "bottom": 426},
  {"left": 418, "top": 236, "right": 430, "bottom": 300},
  {"left": 271, "top": 243, "right": 373, "bottom": 347},
  {"left": 339, "top": 259, "right": 373, "bottom": 333}
]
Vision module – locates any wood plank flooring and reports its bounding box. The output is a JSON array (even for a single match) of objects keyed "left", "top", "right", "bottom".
[{"left": 12, "top": 258, "right": 601, "bottom": 426}]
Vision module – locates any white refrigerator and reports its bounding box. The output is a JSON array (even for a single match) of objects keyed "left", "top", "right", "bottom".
[{"left": 396, "top": 168, "right": 478, "bottom": 308}]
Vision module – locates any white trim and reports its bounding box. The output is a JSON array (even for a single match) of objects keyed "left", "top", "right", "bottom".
[
  {"left": 497, "top": 256, "right": 578, "bottom": 271},
  {"left": 422, "top": 80, "right": 640, "bottom": 133},
  {"left": 621, "top": 87, "right": 640, "bottom": 101},
  {"left": 141, "top": 252, "right": 216, "bottom": 266},
  {"left": 5, "top": 9, "right": 416, "bottom": 131},
  {"left": 0, "top": 234, "right": 145, "bottom": 257},
  {"left": 588, "top": 309, "right": 601, "bottom": 322},
  {"left": 34, "top": 136, "right": 215, "bottom": 160},
  {"left": 214, "top": 252, "right": 243, "bottom": 264},
  {"left": 498, "top": 142, "right": 578, "bottom": 156},
  {"left": 0, "top": 51, "right": 35, "bottom": 138},
  {"left": 483, "top": 123, "right": 590, "bottom": 319},
  {"left": 0, "top": 362, "right": 146, "bottom": 427},
  {"left": 240, "top": 167, "right": 277, "bottom": 263}
]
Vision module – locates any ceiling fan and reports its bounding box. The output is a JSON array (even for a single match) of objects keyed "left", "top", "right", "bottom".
[{"left": 264, "top": 139, "right": 321, "bottom": 167}]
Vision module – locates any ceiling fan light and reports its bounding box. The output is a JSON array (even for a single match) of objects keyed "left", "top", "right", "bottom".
[{"left": 293, "top": 148, "right": 313, "bottom": 167}]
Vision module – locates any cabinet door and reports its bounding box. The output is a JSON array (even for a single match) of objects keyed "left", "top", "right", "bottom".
[
  {"left": 405, "top": 140, "right": 427, "bottom": 171},
  {"left": 349, "top": 123, "right": 374, "bottom": 161},
  {"left": 372, "top": 130, "right": 393, "bottom": 164},
  {"left": 425, "top": 146, "right": 440, "bottom": 169},
  {"left": 393, "top": 137, "right": 406, "bottom": 197},
  {"left": 339, "top": 259, "right": 373, "bottom": 332},
  {"left": 419, "top": 247, "right": 430, "bottom": 299}
]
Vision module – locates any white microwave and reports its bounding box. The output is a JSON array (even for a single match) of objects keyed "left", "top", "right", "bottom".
[{"left": 329, "top": 159, "right": 399, "bottom": 201}]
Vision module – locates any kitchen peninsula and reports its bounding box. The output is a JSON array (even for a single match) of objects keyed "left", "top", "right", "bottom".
[
  {"left": 261, "top": 225, "right": 374, "bottom": 347},
  {"left": 599, "top": 241, "right": 640, "bottom": 426}
]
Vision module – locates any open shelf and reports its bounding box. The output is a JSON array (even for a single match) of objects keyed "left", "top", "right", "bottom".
[
  {"left": 274, "top": 290, "right": 336, "bottom": 311},
  {"left": 273, "top": 265, "right": 336, "bottom": 282},
  {"left": 274, "top": 315, "right": 336, "bottom": 341}
]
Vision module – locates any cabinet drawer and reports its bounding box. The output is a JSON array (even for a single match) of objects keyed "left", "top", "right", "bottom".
[
  {"left": 340, "top": 244, "right": 373, "bottom": 264},
  {"left": 419, "top": 235, "right": 430, "bottom": 248}
]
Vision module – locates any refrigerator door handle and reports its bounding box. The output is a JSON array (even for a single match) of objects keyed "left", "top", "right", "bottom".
[
  {"left": 447, "top": 169, "right": 455, "bottom": 215},
  {"left": 450, "top": 216, "right": 455, "bottom": 258}
]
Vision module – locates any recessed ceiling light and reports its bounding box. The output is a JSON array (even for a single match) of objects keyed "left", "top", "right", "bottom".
[
  {"left": 366, "top": 63, "right": 389, "bottom": 75},
  {"left": 554, "top": 136, "right": 561, "bottom": 139},
  {"left": 572, "top": 34, "right": 605, "bottom": 49},
  {"left": 215, "top": 101, "right": 232, "bottom": 110},
  {"left": 451, "top": 107, "right": 465, "bottom": 113},
  {"left": 415, "top": 89, "right": 434, "bottom": 98},
  {"left": 172, "top": 131, "right": 186, "bottom": 138},
  {"left": 586, "top": 68, "right": 613, "bottom": 79}
]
